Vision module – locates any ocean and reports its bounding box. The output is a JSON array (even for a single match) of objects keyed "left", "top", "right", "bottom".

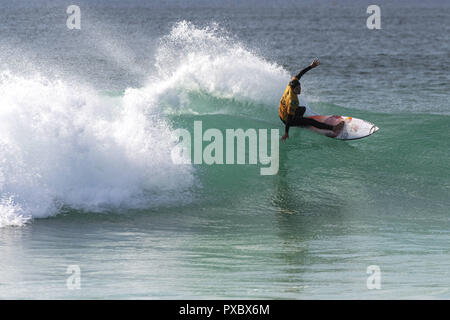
[{"left": 0, "top": 0, "right": 449, "bottom": 299}]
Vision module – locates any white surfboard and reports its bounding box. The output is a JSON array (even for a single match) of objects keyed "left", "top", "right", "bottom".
[
  {"left": 305, "top": 114, "right": 379, "bottom": 140},
  {"left": 299, "top": 101, "right": 379, "bottom": 140}
]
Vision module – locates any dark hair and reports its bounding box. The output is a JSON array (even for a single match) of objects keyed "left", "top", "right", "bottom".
[{"left": 289, "top": 79, "right": 300, "bottom": 89}]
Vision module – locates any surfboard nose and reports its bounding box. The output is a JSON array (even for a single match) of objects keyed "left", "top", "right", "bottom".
[{"left": 370, "top": 125, "right": 379, "bottom": 134}]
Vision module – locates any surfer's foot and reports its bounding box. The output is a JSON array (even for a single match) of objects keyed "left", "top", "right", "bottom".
[{"left": 333, "top": 121, "right": 345, "bottom": 133}]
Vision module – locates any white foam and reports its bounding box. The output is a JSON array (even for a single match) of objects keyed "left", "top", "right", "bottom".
[
  {"left": 0, "top": 71, "right": 193, "bottom": 227},
  {"left": 152, "top": 21, "right": 291, "bottom": 108},
  {"left": 0, "top": 197, "right": 31, "bottom": 228}
]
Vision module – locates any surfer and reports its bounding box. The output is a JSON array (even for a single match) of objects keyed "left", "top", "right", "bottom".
[{"left": 279, "top": 58, "right": 344, "bottom": 141}]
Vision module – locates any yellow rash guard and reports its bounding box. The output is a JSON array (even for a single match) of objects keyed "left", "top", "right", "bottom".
[{"left": 278, "top": 78, "right": 299, "bottom": 121}]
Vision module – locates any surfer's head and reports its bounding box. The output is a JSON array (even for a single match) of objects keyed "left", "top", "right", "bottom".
[{"left": 289, "top": 78, "right": 301, "bottom": 94}]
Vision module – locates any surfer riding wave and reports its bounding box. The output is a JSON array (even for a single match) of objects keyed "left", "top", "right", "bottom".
[{"left": 279, "top": 58, "right": 344, "bottom": 141}]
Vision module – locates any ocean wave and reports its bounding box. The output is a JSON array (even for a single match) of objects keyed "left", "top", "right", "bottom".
[
  {"left": 0, "top": 71, "right": 194, "bottom": 227},
  {"left": 130, "top": 21, "right": 315, "bottom": 115},
  {"left": 0, "top": 21, "right": 316, "bottom": 227}
]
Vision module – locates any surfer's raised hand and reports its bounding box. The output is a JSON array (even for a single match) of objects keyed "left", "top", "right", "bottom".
[{"left": 310, "top": 58, "right": 320, "bottom": 68}]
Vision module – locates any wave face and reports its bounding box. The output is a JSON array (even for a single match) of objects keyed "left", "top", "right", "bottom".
[{"left": 0, "top": 21, "right": 293, "bottom": 227}]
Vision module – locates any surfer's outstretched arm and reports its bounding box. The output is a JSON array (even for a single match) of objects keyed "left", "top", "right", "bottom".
[
  {"left": 281, "top": 115, "right": 293, "bottom": 141},
  {"left": 294, "top": 58, "right": 320, "bottom": 80}
]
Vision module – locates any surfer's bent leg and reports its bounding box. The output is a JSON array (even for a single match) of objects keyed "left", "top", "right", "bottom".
[
  {"left": 297, "top": 118, "right": 334, "bottom": 131},
  {"left": 291, "top": 107, "right": 334, "bottom": 131}
]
